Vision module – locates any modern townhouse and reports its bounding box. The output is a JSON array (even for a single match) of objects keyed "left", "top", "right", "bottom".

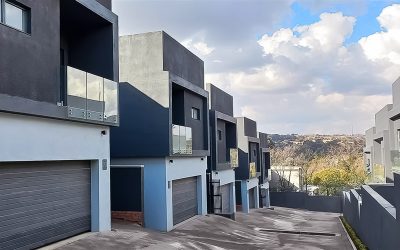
[
  {"left": 206, "top": 83, "right": 238, "bottom": 219},
  {"left": 365, "top": 78, "right": 400, "bottom": 183},
  {"left": 372, "top": 104, "right": 394, "bottom": 182},
  {"left": 235, "top": 117, "right": 260, "bottom": 212},
  {"left": 0, "top": 0, "right": 119, "bottom": 249},
  {"left": 345, "top": 77, "right": 400, "bottom": 249},
  {"left": 258, "top": 132, "right": 271, "bottom": 208},
  {"left": 385, "top": 77, "right": 400, "bottom": 178},
  {"left": 110, "top": 31, "right": 209, "bottom": 232},
  {"left": 364, "top": 127, "right": 375, "bottom": 176}
]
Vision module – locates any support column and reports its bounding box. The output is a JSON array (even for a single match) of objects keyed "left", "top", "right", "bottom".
[
  {"left": 91, "top": 159, "right": 111, "bottom": 232},
  {"left": 241, "top": 181, "right": 250, "bottom": 213}
]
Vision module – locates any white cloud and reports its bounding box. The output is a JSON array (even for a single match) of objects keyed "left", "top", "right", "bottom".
[
  {"left": 206, "top": 6, "right": 400, "bottom": 134},
  {"left": 182, "top": 39, "right": 215, "bottom": 57},
  {"left": 316, "top": 93, "right": 345, "bottom": 104},
  {"left": 359, "top": 4, "right": 400, "bottom": 82}
]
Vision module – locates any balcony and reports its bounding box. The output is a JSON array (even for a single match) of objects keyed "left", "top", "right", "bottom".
[
  {"left": 172, "top": 125, "right": 192, "bottom": 155},
  {"left": 64, "top": 66, "right": 118, "bottom": 124}
]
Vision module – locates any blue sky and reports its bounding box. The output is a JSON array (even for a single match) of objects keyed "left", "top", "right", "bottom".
[
  {"left": 287, "top": 0, "right": 398, "bottom": 44},
  {"left": 114, "top": 0, "right": 400, "bottom": 135}
]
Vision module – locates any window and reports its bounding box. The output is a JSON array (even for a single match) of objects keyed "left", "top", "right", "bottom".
[
  {"left": 218, "top": 130, "right": 222, "bottom": 141},
  {"left": 1, "top": 0, "right": 30, "bottom": 33},
  {"left": 191, "top": 107, "right": 200, "bottom": 120}
]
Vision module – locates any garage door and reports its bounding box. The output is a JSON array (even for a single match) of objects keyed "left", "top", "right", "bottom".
[
  {"left": 172, "top": 177, "right": 198, "bottom": 225},
  {"left": 0, "top": 161, "right": 91, "bottom": 250},
  {"left": 220, "top": 184, "right": 231, "bottom": 214}
]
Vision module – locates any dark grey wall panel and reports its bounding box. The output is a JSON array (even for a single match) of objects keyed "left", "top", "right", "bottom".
[
  {"left": 163, "top": 32, "right": 204, "bottom": 88},
  {"left": 172, "top": 177, "right": 198, "bottom": 225},
  {"left": 172, "top": 86, "right": 185, "bottom": 125},
  {"left": 110, "top": 83, "right": 170, "bottom": 158},
  {"left": 0, "top": 161, "right": 91, "bottom": 250},
  {"left": 0, "top": 0, "right": 60, "bottom": 104},
  {"left": 370, "top": 184, "right": 394, "bottom": 205},
  {"left": 355, "top": 185, "right": 400, "bottom": 250},
  {"left": 235, "top": 181, "right": 242, "bottom": 205},
  {"left": 244, "top": 117, "right": 257, "bottom": 138},
  {"left": 183, "top": 90, "right": 207, "bottom": 151},
  {"left": 259, "top": 132, "right": 268, "bottom": 149},
  {"left": 249, "top": 142, "right": 259, "bottom": 171},
  {"left": 95, "top": 0, "right": 112, "bottom": 9},
  {"left": 249, "top": 188, "right": 255, "bottom": 209},
  {"left": 217, "top": 119, "right": 227, "bottom": 163},
  {"left": 61, "top": 0, "right": 116, "bottom": 81},
  {"left": 236, "top": 149, "right": 250, "bottom": 180},
  {"left": 207, "top": 84, "right": 233, "bottom": 116},
  {"left": 260, "top": 151, "right": 271, "bottom": 184},
  {"left": 111, "top": 168, "right": 143, "bottom": 212},
  {"left": 270, "top": 192, "right": 342, "bottom": 213}
]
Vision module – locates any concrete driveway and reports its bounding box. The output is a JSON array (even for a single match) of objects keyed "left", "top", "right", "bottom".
[{"left": 53, "top": 207, "right": 353, "bottom": 250}]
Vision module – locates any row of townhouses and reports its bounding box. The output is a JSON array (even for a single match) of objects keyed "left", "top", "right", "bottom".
[
  {"left": 364, "top": 78, "right": 400, "bottom": 183},
  {"left": 342, "top": 77, "right": 400, "bottom": 249},
  {"left": 0, "top": 0, "right": 271, "bottom": 249}
]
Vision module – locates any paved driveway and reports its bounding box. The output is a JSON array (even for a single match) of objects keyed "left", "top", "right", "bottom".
[{"left": 54, "top": 207, "right": 353, "bottom": 250}]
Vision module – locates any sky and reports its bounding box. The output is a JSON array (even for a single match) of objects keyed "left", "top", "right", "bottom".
[{"left": 113, "top": 0, "right": 400, "bottom": 135}]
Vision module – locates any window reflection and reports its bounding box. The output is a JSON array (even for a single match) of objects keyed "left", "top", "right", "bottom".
[
  {"left": 4, "top": 2, "right": 25, "bottom": 31},
  {"left": 66, "top": 66, "right": 118, "bottom": 123},
  {"left": 104, "top": 79, "right": 118, "bottom": 123}
]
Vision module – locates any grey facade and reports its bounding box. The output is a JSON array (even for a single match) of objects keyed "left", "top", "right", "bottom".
[
  {"left": 0, "top": 0, "right": 119, "bottom": 125},
  {"left": 259, "top": 132, "right": 271, "bottom": 208},
  {"left": 235, "top": 117, "right": 260, "bottom": 212},
  {"left": 206, "top": 83, "right": 237, "bottom": 218},
  {"left": 363, "top": 77, "right": 400, "bottom": 183},
  {"left": 235, "top": 117, "right": 261, "bottom": 180},
  {"left": 343, "top": 174, "right": 400, "bottom": 249},
  {"left": 111, "top": 31, "right": 208, "bottom": 232},
  {"left": 0, "top": 0, "right": 119, "bottom": 249},
  {"left": 112, "top": 31, "right": 209, "bottom": 158}
]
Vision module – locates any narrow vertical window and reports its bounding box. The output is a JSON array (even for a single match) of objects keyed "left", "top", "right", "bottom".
[
  {"left": 191, "top": 107, "right": 200, "bottom": 120},
  {"left": 0, "top": 1, "right": 3, "bottom": 23},
  {"left": 218, "top": 130, "right": 222, "bottom": 141}
]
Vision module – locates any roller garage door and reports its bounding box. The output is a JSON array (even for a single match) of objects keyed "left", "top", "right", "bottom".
[
  {"left": 172, "top": 177, "right": 198, "bottom": 225},
  {"left": 0, "top": 161, "right": 91, "bottom": 250}
]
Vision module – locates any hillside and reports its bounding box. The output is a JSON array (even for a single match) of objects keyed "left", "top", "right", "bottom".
[
  {"left": 268, "top": 134, "right": 367, "bottom": 194},
  {"left": 268, "top": 134, "right": 365, "bottom": 162}
]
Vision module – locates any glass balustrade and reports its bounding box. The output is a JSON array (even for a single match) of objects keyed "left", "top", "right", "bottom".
[
  {"left": 172, "top": 124, "right": 192, "bottom": 155},
  {"left": 65, "top": 66, "right": 118, "bottom": 124}
]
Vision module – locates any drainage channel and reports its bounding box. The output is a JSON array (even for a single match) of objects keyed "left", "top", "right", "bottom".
[{"left": 255, "top": 228, "right": 340, "bottom": 237}]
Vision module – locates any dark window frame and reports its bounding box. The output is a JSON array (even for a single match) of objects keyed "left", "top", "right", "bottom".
[
  {"left": 0, "top": 0, "right": 31, "bottom": 34},
  {"left": 191, "top": 107, "right": 200, "bottom": 120},
  {"left": 218, "top": 130, "right": 222, "bottom": 141}
]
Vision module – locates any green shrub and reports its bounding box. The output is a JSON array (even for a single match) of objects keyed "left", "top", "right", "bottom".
[{"left": 340, "top": 216, "right": 368, "bottom": 250}]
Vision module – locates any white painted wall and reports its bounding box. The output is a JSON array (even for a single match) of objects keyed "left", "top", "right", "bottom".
[
  {"left": 212, "top": 169, "right": 235, "bottom": 186},
  {"left": 240, "top": 177, "right": 259, "bottom": 213},
  {"left": 212, "top": 169, "right": 236, "bottom": 214},
  {"left": 0, "top": 112, "right": 111, "bottom": 232}
]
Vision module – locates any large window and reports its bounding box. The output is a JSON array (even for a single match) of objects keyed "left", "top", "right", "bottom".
[{"left": 0, "top": 0, "right": 30, "bottom": 33}]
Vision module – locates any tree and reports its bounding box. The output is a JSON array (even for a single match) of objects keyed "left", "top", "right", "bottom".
[{"left": 311, "top": 168, "right": 348, "bottom": 196}]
